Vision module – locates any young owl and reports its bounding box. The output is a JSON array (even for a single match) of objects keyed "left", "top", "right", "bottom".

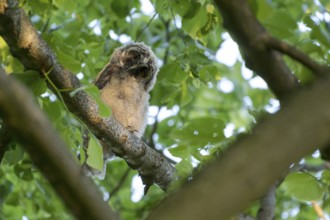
[
  {"left": 84, "top": 42, "right": 159, "bottom": 179},
  {"left": 95, "top": 42, "right": 158, "bottom": 137}
]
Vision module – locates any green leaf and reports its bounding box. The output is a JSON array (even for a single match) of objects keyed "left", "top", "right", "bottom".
[
  {"left": 11, "top": 70, "right": 47, "bottom": 96},
  {"left": 14, "top": 162, "right": 33, "bottom": 181},
  {"left": 182, "top": 5, "right": 209, "bottom": 40},
  {"left": 168, "top": 145, "right": 190, "bottom": 158},
  {"left": 265, "top": 10, "right": 297, "bottom": 38},
  {"left": 56, "top": 50, "right": 81, "bottom": 73},
  {"left": 158, "top": 62, "right": 188, "bottom": 83},
  {"left": 4, "top": 146, "right": 24, "bottom": 166},
  {"left": 299, "top": 40, "right": 323, "bottom": 59},
  {"left": 170, "top": 117, "right": 225, "bottom": 146},
  {"left": 0, "top": 180, "right": 13, "bottom": 205},
  {"left": 255, "top": 0, "right": 275, "bottom": 21},
  {"left": 111, "top": 1, "right": 130, "bottom": 18},
  {"left": 322, "top": 170, "right": 330, "bottom": 185},
  {"left": 78, "top": 85, "right": 111, "bottom": 117},
  {"left": 41, "top": 98, "right": 65, "bottom": 122},
  {"left": 199, "top": 65, "right": 221, "bottom": 85},
  {"left": 175, "top": 159, "right": 193, "bottom": 177},
  {"left": 172, "top": 0, "right": 200, "bottom": 18},
  {"left": 155, "top": 0, "right": 171, "bottom": 20},
  {"left": 304, "top": 16, "right": 330, "bottom": 48},
  {"left": 192, "top": 78, "right": 201, "bottom": 88},
  {"left": 180, "top": 81, "right": 193, "bottom": 106},
  {"left": 27, "top": 0, "right": 51, "bottom": 15},
  {"left": 155, "top": 62, "right": 189, "bottom": 107},
  {"left": 282, "top": 172, "right": 325, "bottom": 202},
  {"left": 86, "top": 137, "right": 103, "bottom": 171},
  {"left": 53, "top": 0, "right": 77, "bottom": 12}
]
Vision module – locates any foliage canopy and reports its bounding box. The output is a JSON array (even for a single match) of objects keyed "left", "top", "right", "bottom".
[{"left": 1, "top": 0, "right": 330, "bottom": 219}]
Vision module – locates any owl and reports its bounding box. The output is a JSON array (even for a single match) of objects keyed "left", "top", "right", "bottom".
[
  {"left": 84, "top": 42, "right": 159, "bottom": 179},
  {"left": 95, "top": 42, "right": 158, "bottom": 137}
]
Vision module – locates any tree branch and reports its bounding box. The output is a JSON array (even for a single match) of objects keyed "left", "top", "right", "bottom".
[
  {"left": 0, "top": 69, "right": 118, "bottom": 220},
  {"left": 291, "top": 162, "right": 330, "bottom": 173},
  {"left": 214, "top": 0, "right": 299, "bottom": 101},
  {"left": 147, "top": 70, "right": 330, "bottom": 220},
  {"left": 259, "top": 34, "right": 330, "bottom": 77},
  {"left": 108, "top": 168, "right": 131, "bottom": 200},
  {"left": 256, "top": 182, "right": 277, "bottom": 220},
  {"left": 0, "top": 0, "right": 175, "bottom": 191}
]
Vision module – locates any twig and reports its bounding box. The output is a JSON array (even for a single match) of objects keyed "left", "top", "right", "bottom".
[
  {"left": 41, "top": 16, "right": 51, "bottom": 33},
  {"left": 170, "top": 6, "right": 186, "bottom": 46},
  {"left": 259, "top": 34, "right": 330, "bottom": 77},
  {"left": 160, "top": 18, "right": 171, "bottom": 65},
  {"left": 136, "top": 12, "right": 158, "bottom": 42},
  {"left": 43, "top": 69, "right": 71, "bottom": 113},
  {"left": 148, "top": 108, "right": 160, "bottom": 149},
  {"left": 312, "top": 201, "right": 328, "bottom": 220},
  {"left": 108, "top": 168, "right": 131, "bottom": 200}
]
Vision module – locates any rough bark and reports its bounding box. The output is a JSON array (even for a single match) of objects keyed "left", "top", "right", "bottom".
[
  {"left": 0, "top": 0, "right": 175, "bottom": 191},
  {"left": 0, "top": 69, "right": 118, "bottom": 220}
]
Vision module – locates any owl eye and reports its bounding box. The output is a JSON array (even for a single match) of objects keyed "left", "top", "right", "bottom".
[
  {"left": 138, "top": 66, "right": 148, "bottom": 74},
  {"left": 135, "top": 66, "right": 149, "bottom": 78}
]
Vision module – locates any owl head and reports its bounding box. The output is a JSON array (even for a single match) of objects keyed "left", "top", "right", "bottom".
[{"left": 109, "top": 42, "right": 159, "bottom": 92}]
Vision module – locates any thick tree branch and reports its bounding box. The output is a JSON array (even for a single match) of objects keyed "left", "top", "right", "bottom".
[
  {"left": 0, "top": 69, "right": 118, "bottom": 220},
  {"left": 148, "top": 71, "right": 330, "bottom": 220},
  {"left": 0, "top": 0, "right": 175, "bottom": 190},
  {"left": 214, "top": 0, "right": 299, "bottom": 101}
]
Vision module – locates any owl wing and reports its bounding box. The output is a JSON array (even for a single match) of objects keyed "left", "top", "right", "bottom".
[{"left": 94, "top": 64, "right": 117, "bottom": 90}]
